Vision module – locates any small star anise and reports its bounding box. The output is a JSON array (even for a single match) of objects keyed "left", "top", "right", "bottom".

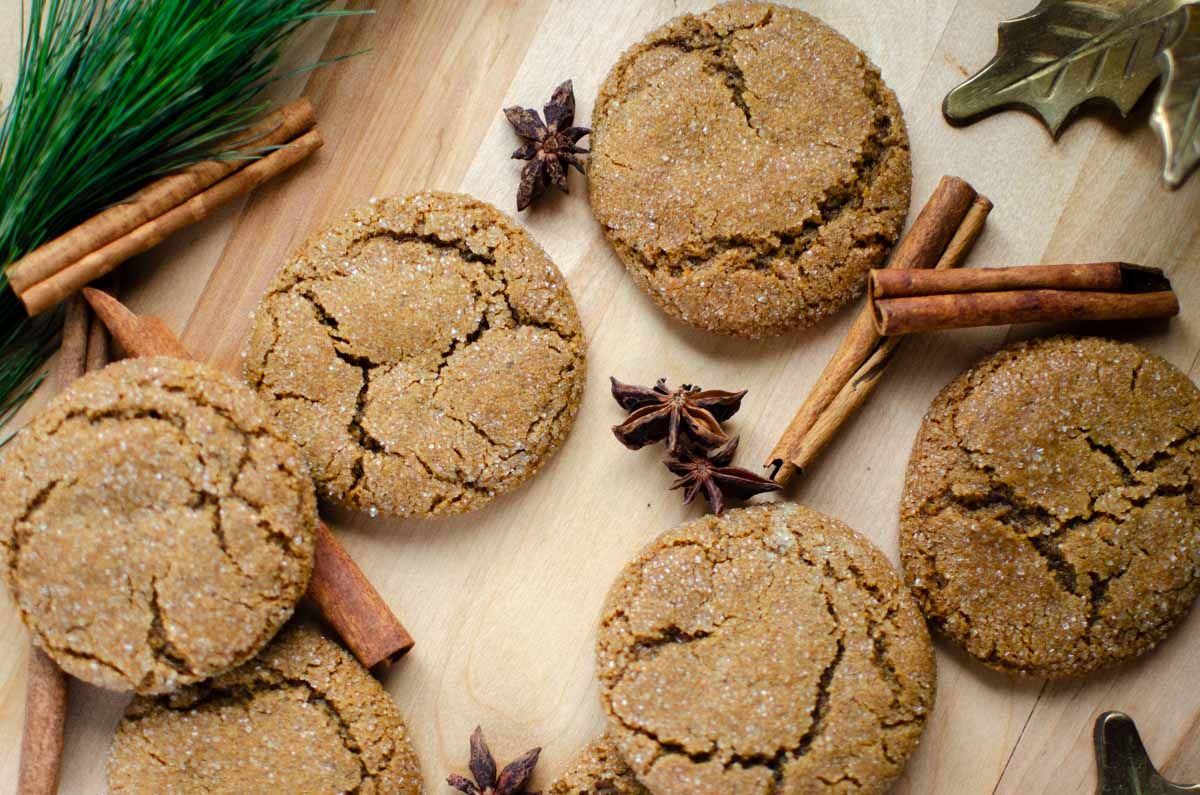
[
  {"left": 447, "top": 726, "right": 541, "bottom": 795},
  {"left": 611, "top": 376, "right": 746, "bottom": 453},
  {"left": 666, "top": 437, "right": 782, "bottom": 515},
  {"left": 503, "top": 80, "right": 590, "bottom": 211}
]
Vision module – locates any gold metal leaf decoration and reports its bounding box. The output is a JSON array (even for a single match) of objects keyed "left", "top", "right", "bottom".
[
  {"left": 1152, "top": 4, "right": 1200, "bottom": 184},
  {"left": 945, "top": 0, "right": 1200, "bottom": 187},
  {"left": 1094, "top": 712, "right": 1200, "bottom": 794}
]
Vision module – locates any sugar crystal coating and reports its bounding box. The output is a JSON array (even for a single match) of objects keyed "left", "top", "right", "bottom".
[
  {"left": 107, "top": 624, "right": 422, "bottom": 794},
  {"left": 901, "top": 336, "right": 1200, "bottom": 678},
  {"left": 548, "top": 732, "right": 648, "bottom": 795}
]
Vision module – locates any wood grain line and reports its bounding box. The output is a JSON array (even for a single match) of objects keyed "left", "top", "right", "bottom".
[{"left": 989, "top": 680, "right": 1049, "bottom": 795}]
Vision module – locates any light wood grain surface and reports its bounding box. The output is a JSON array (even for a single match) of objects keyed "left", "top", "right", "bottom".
[{"left": 2, "top": 1, "right": 1200, "bottom": 793}]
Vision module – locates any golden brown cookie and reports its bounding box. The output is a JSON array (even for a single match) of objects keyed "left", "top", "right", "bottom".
[
  {"left": 107, "top": 624, "right": 422, "bottom": 795},
  {"left": 588, "top": 1, "right": 910, "bottom": 338},
  {"left": 0, "top": 357, "right": 317, "bottom": 694},
  {"left": 549, "top": 733, "right": 648, "bottom": 795},
  {"left": 245, "top": 192, "right": 586, "bottom": 519},
  {"left": 901, "top": 336, "right": 1200, "bottom": 678},
  {"left": 597, "top": 504, "right": 935, "bottom": 795}
]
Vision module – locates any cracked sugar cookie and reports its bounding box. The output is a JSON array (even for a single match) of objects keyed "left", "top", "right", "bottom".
[
  {"left": 107, "top": 624, "right": 422, "bottom": 794},
  {"left": 901, "top": 336, "right": 1200, "bottom": 678},
  {"left": 549, "top": 733, "right": 647, "bottom": 795},
  {"left": 0, "top": 357, "right": 317, "bottom": 694},
  {"left": 588, "top": 1, "right": 911, "bottom": 338},
  {"left": 596, "top": 504, "right": 935, "bottom": 795},
  {"left": 245, "top": 192, "right": 586, "bottom": 519}
]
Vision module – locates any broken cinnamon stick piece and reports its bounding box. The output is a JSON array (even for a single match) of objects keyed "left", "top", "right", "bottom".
[
  {"left": 82, "top": 287, "right": 192, "bottom": 359},
  {"left": 310, "top": 523, "right": 415, "bottom": 667},
  {"left": 870, "top": 262, "right": 1169, "bottom": 299},
  {"left": 20, "top": 294, "right": 112, "bottom": 795},
  {"left": 20, "top": 128, "right": 323, "bottom": 316},
  {"left": 872, "top": 288, "right": 1179, "bottom": 336},
  {"left": 19, "top": 648, "right": 68, "bottom": 795},
  {"left": 766, "top": 176, "right": 981, "bottom": 484},
  {"left": 8, "top": 98, "right": 316, "bottom": 296},
  {"left": 81, "top": 288, "right": 414, "bottom": 668}
]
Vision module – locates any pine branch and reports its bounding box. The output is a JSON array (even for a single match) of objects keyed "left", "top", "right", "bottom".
[{"left": 0, "top": 0, "right": 364, "bottom": 442}]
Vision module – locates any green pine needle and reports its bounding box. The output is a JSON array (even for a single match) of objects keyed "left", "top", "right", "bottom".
[{"left": 0, "top": 0, "right": 363, "bottom": 443}]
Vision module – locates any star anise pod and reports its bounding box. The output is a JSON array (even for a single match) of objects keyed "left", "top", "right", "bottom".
[
  {"left": 611, "top": 376, "right": 746, "bottom": 453},
  {"left": 666, "top": 437, "right": 781, "bottom": 515},
  {"left": 503, "top": 80, "right": 590, "bottom": 211},
  {"left": 447, "top": 726, "right": 541, "bottom": 795}
]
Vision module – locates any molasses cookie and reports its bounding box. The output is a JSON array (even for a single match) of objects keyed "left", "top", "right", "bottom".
[
  {"left": 597, "top": 504, "right": 935, "bottom": 795},
  {"left": 901, "top": 336, "right": 1200, "bottom": 678},
  {"left": 245, "top": 192, "right": 586, "bottom": 519},
  {"left": 0, "top": 357, "right": 317, "bottom": 694},
  {"left": 108, "top": 624, "right": 422, "bottom": 794},
  {"left": 549, "top": 733, "right": 647, "bottom": 795},
  {"left": 589, "top": 1, "right": 910, "bottom": 338}
]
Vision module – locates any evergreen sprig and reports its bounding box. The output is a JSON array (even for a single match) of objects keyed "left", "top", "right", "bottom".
[{"left": 0, "top": 0, "right": 361, "bottom": 441}]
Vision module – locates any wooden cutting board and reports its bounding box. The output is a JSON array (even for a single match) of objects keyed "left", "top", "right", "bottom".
[{"left": 2, "top": 1, "right": 1199, "bottom": 792}]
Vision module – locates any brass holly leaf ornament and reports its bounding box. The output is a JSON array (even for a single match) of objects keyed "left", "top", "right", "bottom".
[
  {"left": 943, "top": 0, "right": 1200, "bottom": 187},
  {"left": 1094, "top": 712, "right": 1199, "bottom": 794},
  {"left": 1152, "top": 5, "right": 1200, "bottom": 184}
]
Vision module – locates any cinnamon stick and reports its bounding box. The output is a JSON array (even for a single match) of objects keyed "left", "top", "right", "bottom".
[
  {"left": 20, "top": 294, "right": 112, "bottom": 795},
  {"left": 872, "top": 287, "right": 1179, "bottom": 336},
  {"left": 85, "top": 309, "right": 110, "bottom": 373},
  {"left": 82, "top": 288, "right": 415, "bottom": 668},
  {"left": 19, "top": 648, "right": 68, "bottom": 795},
  {"left": 8, "top": 99, "right": 316, "bottom": 297},
  {"left": 19, "top": 128, "right": 324, "bottom": 316},
  {"left": 56, "top": 296, "right": 90, "bottom": 387},
  {"left": 779, "top": 196, "right": 994, "bottom": 477},
  {"left": 766, "top": 176, "right": 983, "bottom": 483},
  {"left": 310, "top": 523, "right": 415, "bottom": 667},
  {"left": 869, "top": 262, "right": 1169, "bottom": 299}
]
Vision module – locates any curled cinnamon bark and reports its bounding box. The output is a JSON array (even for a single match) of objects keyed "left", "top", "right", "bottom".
[
  {"left": 872, "top": 286, "right": 1178, "bottom": 336},
  {"left": 8, "top": 99, "right": 316, "bottom": 297},
  {"left": 16, "top": 118, "right": 322, "bottom": 316}
]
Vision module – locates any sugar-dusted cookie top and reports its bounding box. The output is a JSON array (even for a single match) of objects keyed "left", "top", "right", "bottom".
[
  {"left": 245, "top": 191, "right": 586, "bottom": 519},
  {"left": 901, "top": 335, "right": 1200, "bottom": 678},
  {"left": 597, "top": 503, "right": 935, "bottom": 795},
  {"left": 589, "top": 1, "right": 910, "bottom": 338},
  {"left": 0, "top": 357, "right": 317, "bottom": 693},
  {"left": 108, "top": 624, "right": 423, "bottom": 794}
]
